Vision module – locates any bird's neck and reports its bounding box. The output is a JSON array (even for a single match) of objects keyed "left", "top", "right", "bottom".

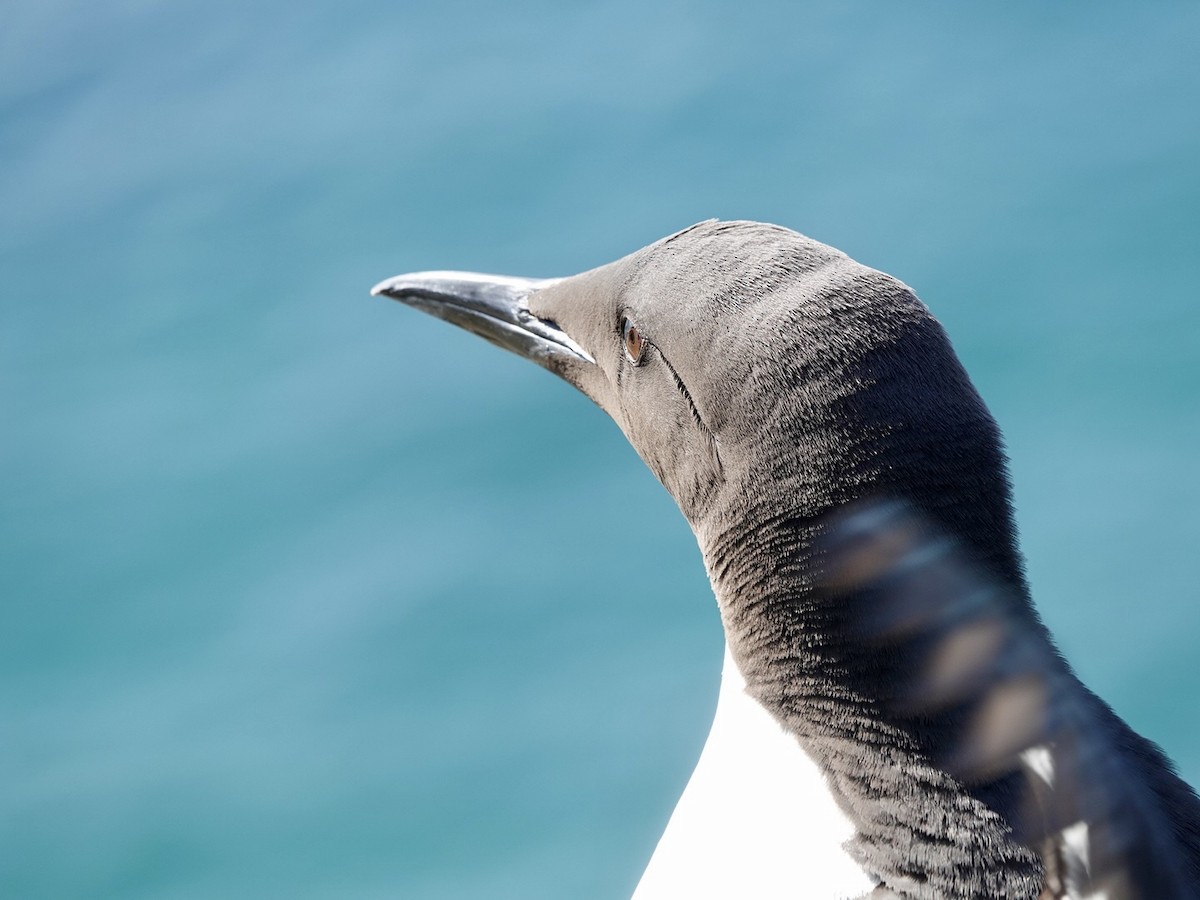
[
  {"left": 693, "top": 455, "right": 1033, "bottom": 733},
  {"left": 696, "top": 503, "right": 849, "bottom": 721},
  {"left": 693, "top": 498, "right": 1043, "bottom": 896}
]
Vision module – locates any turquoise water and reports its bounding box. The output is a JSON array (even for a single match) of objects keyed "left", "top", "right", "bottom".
[{"left": 3, "top": 2, "right": 1199, "bottom": 897}]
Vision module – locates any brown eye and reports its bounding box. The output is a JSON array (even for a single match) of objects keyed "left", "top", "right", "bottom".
[{"left": 622, "top": 316, "right": 645, "bottom": 364}]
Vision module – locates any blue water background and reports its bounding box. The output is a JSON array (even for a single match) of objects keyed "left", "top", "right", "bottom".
[{"left": 3, "top": 2, "right": 1199, "bottom": 897}]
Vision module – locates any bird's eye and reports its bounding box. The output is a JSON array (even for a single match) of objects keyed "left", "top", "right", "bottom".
[{"left": 622, "top": 316, "right": 645, "bottom": 364}]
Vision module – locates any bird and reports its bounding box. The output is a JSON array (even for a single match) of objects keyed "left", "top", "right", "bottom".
[{"left": 372, "top": 220, "right": 1200, "bottom": 898}]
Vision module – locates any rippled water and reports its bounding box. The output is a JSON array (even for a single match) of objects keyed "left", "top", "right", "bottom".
[{"left": 3, "top": 2, "right": 1198, "bottom": 897}]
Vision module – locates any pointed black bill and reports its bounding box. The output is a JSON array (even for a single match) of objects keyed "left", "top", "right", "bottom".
[{"left": 371, "top": 271, "right": 594, "bottom": 367}]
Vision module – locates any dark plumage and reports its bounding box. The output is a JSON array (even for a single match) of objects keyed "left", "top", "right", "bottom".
[
  {"left": 373, "top": 220, "right": 1200, "bottom": 898},
  {"left": 818, "top": 499, "right": 1199, "bottom": 898}
]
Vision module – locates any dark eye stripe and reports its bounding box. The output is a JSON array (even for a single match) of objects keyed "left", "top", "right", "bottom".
[
  {"left": 656, "top": 346, "right": 723, "bottom": 473},
  {"left": 619, "top": 318, "right": 722, "bottom": 471}
]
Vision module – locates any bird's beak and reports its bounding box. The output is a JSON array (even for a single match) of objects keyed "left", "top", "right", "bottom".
[{"left": 371, "top": 271, "right": 595, "bottom": 367}]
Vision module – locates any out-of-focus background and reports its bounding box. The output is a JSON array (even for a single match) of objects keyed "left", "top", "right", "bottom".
[{"left": 3, "top": 2, "right": 1198, "bottom": 897}]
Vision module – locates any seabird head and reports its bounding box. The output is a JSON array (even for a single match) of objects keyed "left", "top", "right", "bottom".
[
  {"left": 374, "top": 219, "right": 1023, "bottom": 591},
  {"left": 373, "top": 219, "right": 1200, "bottom": 897}
]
